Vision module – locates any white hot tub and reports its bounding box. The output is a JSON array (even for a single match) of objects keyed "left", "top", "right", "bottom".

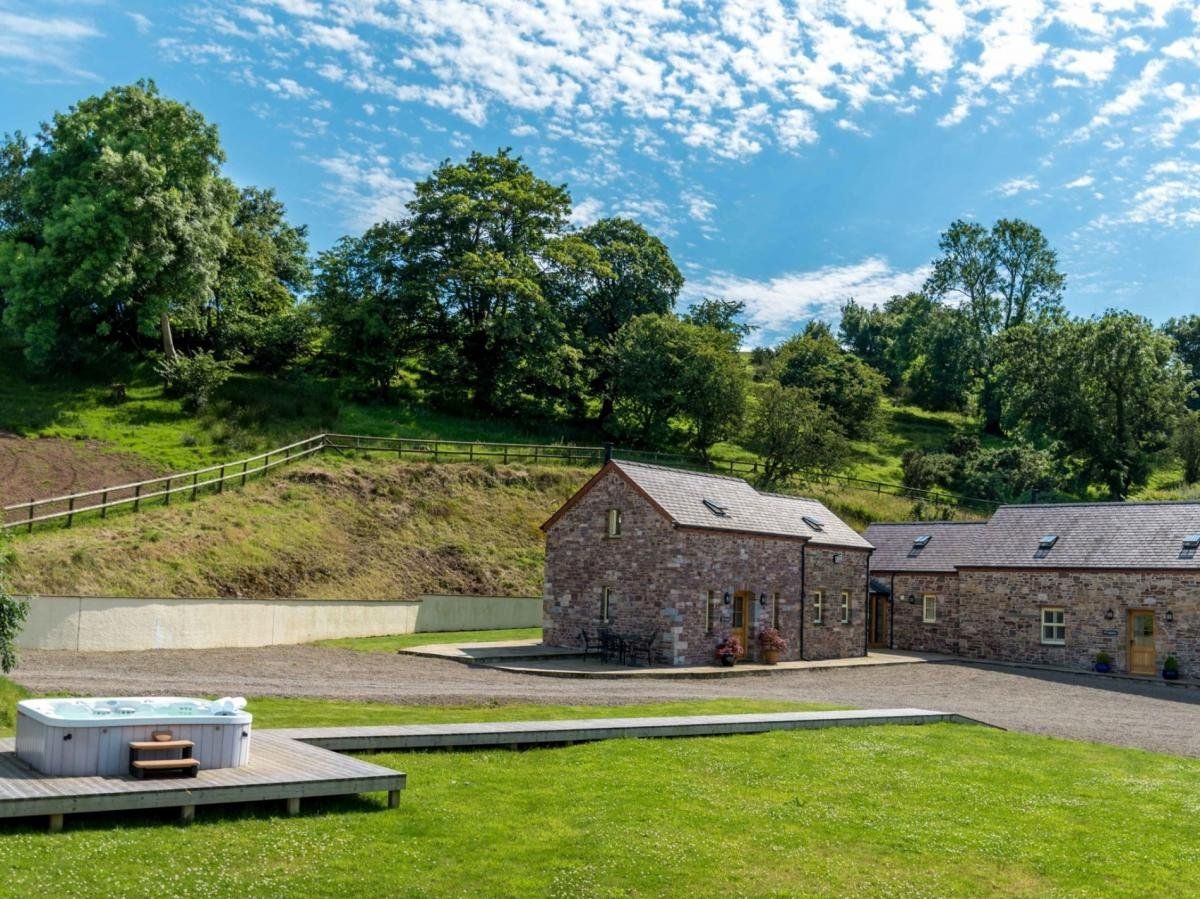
[{"left": 16, "top": 697, "right": 252, "bottom": 776}]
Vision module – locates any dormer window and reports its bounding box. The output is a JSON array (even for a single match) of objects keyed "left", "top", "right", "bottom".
[
  {"left": 702, "top": 498, "right": 729, "bottom": 517},
  {"left": 606, "top": 508, "right": 622, "bottom": 538},
  {"left": 802, "top": 515, "right": 824, "bottom": 532}
]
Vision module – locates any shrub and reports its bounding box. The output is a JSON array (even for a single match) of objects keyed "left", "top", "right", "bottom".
[
  {"left": 1094, "top": 651, "right": 1112, "bottom": 665},
  {"left": 1164, "top": 655, "right": 1180, "bottom": 673},
  {"left": 156, "top": 351, "right": 233, "bottom": 412},
  {"left": 0, "top": 532, "right": 29, "bottom": 674},
  {"left": 715, "top": 635, "right": 742, "bottom": 659},
  {"left": 758, "top": 628, "right": 788, "bottom": 653}
]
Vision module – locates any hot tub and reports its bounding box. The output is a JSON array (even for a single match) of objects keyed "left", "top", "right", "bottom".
[{"left": 16, "top": 697, "right": 252, "bottom": 776}]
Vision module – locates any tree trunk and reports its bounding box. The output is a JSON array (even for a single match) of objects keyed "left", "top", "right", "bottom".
[{"left": 161, "top": 311, "right": 178, "bottom": 360}]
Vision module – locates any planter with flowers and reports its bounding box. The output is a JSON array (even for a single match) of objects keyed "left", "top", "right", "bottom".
[
  {"left": 1163, "top": 655, "right": 1181, "bottom": 681},
  {"left": 1093, "top": 651, "right": 1112, "bottom": 674},
  {"left": 715, "top": 635, "right": 742, "bottom": 667},
  {"left": 758, "top": 628, "right": 788, "bottom": 665}
]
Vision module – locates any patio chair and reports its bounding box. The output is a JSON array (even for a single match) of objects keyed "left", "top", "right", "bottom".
[
  {"left": 600, "top": 630, "right": 625, "bottom": 665},
  {"left": 579, "top": 627, "right": 605, "bottom": 657},
  {"left": 624, "top": 632, "right": 660, "bottom": 667}
]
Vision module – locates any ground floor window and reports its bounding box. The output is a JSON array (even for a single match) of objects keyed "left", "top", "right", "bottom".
[
  {"left": 923, "top": 594, "right": 937, "bottom": 623},
  {"left": 813, "top": 590, "right": 823, "bottom": 624},
  {"left": 840, "top": 591, "right": 850, "bottom": 624},
  {"left": 705, "top": 590, "right": 715, "bottom": 634},
  {"left": 1041, "top": 607, "right": 1065, "bottom": 645},
  {"left": 601, "top": 586, "right": 612, "bottom": 623}
]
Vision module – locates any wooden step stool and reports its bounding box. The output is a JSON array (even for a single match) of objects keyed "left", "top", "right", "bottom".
[{"left": 129, "top": 736, "right": 199, "bottom": 779}]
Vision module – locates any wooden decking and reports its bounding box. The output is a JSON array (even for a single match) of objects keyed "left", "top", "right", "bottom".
[
  {"left": 0, "top": 731, "right": 405, "bottom": 829},
  {"left": 274, "top": 708, "right": 975, "bottom": 753},
  {"left": 0, "top": 708, "right": 976, "bottom": 831}
]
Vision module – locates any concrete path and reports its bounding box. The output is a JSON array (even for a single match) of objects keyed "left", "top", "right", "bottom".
[{"left": 13, "top": 645, "right": 1200, "bottom": 757}]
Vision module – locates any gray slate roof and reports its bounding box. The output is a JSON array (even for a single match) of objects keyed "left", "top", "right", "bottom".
[
  {"left": 864, "top": 522, "right": 986, "bottom": 573},
  {"left": 965, "top": 502, "right": 1200, "bottom": 569},
  {"left": 612, "top": 460, "right": 871, "bottom": 549}
]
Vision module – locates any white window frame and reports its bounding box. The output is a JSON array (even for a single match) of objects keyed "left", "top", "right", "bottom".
[
  {"left": 601, "top": 586, "right": 612, "bottom": 623},
  {"left": 705, "top": 590, "right": 715, "bottom": 635},
  {"left": 813, "top": 590, "right": 823, "bottom": 624},
  {"left": 840, "top": 591, "right": 850, "bottom": 624},
  {"left": 606, "top": 508, "right": 622, "bottom": 538},
  {"left": 923, "top": 594, "right": 937, "bottom": 624},
  {"left": 1041, "top": 607, "right": 1065, "bottom": 645}
]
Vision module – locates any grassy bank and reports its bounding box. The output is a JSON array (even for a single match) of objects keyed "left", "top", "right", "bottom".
[
  {"left": 315, "top": 627, "right": 542, "bottom": 653},
  {"left": 1, "top": 720, "right": 1196, "bottom": 896}
]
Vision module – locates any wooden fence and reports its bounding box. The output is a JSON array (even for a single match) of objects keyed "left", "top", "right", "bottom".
[{"left": 2, "top": 432, "right": 999, "bottom": 533}]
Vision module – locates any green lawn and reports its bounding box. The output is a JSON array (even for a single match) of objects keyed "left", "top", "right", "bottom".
[
  {"left": 315, "top": 627, "right": 543, "bottom": 653},
  {"left": 0, "top": 716, "right": 1197, "bottom": 896}
]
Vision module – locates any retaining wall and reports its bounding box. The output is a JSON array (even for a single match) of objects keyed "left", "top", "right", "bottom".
[{"left": 13, "top": 594, "right": 542, "bottom": 652}]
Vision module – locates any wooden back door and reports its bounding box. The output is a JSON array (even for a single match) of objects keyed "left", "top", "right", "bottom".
[
  {"left": 1127, "top": 610, "right": 1156, "bottom": 675},
  {"left": 867, "top": 595, "right": 889, "bottom": 648},
  {"left": 732, "top": 591, "right": 751, "bottom": 659}
]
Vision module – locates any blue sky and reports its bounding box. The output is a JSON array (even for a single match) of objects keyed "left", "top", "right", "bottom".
[{"left": 2, "top": 0, "right": 1198, "bottom": 346}]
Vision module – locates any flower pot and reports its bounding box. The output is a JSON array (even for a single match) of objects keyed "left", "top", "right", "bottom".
[
  {"left": 718, "top": 655, "right": 736, "bottom": 667},
  {"left": 763, "top": 649, "right": 780, "bottom": 665},
  {"left": 1163, "top": 669, "right": 1180, "bottom": 681},
  {"left": 1094, "top": 662, "right": 1111, "bottom": 673}
]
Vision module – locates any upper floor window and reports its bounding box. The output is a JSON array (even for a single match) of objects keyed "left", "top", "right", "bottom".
[
  {"left": 601, "top": 586, "right": 612, "bottom": 623},
  {"left": 606, "top": 508, "right": 622, "bottom": 538},
  {"left": 813, "top": 590, "right": 823, "bottom": 624},
  {"left": 923, "top": 595, "right": 937, "bottom": 624},
  {"left": 1041, "top": 607, "right": 1065, "bottom": 645},
  {"left": 840, "top": 591, "right": 850, "bottom": 624}
]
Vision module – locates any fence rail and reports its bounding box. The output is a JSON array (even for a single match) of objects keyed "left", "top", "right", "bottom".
[{"left": 2, "top": 432, "right": 998, "bottom": 532}]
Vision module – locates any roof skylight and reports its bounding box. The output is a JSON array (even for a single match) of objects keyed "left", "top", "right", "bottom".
[
  {"left": 802, "top": 515, "right": 824, "bottom": 532},
  {"left": 912, "top": 535, "right": 931, "bottom": 549},
  {"left": 702, "top": 498, "right": 729, "bottom": 517},
  {"left": 1184, "top": 534, "right": 1200, "bottom": 549},
  {"left": 1038, "top": 534, "right": 1058, "bottom": 550}
]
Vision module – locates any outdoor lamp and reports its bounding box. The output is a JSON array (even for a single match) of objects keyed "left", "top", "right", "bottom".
[
  {"left": 1166, "top": 610, "right": 1174, "bottom": 624},
  {"left": 759, "top": 593, "right": 767, "bottom": 607},
  {"left": 907, "top": 594, "right": 917, "bottom": 604},
  {"left": 723, "top": 591, "right": 732, "bottom": 606},
  {"left": 1104, "top": 608, "right": 1115, "bottom": 621}
]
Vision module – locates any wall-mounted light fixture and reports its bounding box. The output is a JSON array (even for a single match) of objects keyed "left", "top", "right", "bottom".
[
  {"left": 1104, "top": 608, "right": 1115, "bottom": 621},
  {"left": 758, "top": 593, "right": 767, "bottom": 607},
  {"left": 832, "top": 552, "right": 844, "bottom": 564},
  {"left": 907, "top": 594, "right": 917, "bottom": 604},
  {"left": 723, "top": 591, "right": 732, "bottom": 606},
  {"left": 1166, "top": 610, "right": 1174, "bottom": 624}
]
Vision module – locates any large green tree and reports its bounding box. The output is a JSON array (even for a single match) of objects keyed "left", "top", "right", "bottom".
[
  {"left": 742, "top": 383, "right": 849, "bottom": 490},
  {"left": 208, "top": 186, "right": 311, "bottom": 364},
  {"left": 401, "top": 149, "right": 576, "bottom": 412},
  {"left": 0, "top": 80, "right": 236, "bottom": 368},
  {"left": 575, "top": 217, "right": 682, "bottom": 427},
  {"left": 773, "top": 321, "right": 885, "bottom": 439},
  {"left": 924, "top": 218, "right": 1065, "bottom": 432}
]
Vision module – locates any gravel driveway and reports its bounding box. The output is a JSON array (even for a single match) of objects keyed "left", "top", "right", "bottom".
[{"left": 12, "top": 647, "right": 1200, "bottom": 757}]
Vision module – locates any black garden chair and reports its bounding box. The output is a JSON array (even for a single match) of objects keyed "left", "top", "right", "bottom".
[{"left": 624, "top": 632, "right": 660, "bottom": 667}]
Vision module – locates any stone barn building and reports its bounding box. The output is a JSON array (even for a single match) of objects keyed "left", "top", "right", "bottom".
[
  {"left": 541, "top": 460, "right": 872, "bottom": 666},
  {"left": 866, "top": 502, "right": 1200, "bottom": 677}
]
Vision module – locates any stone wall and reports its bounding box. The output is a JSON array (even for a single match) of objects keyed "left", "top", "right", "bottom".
[
  {"left": 542, "top": 469, "right": 869, "bottom": 665},
  {"left": 956, "top": 568, "right": 1200, "bottom": 674},
  {"left": 883, "top": 573, "right": 962, "bottom": 655}
]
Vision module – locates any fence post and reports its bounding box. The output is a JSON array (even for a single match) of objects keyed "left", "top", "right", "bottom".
[
  {"left": 66, "top": 495, "right": 74, "bottom": 528},
  {"left": 218, "top": 465, "right": 225, "bottom": 493},
  {"left": 133, "top": 484, "right": 141, "bottom": 513},
  {"left": 191, "top": 472, "right": 199, "bottom": 501},
  {"left": 533, "top": 445, "right": 539, "bottom": 465},
  {"left": 101, "top": 490, "right": 108, "bottom": 519},
  {"left": 242, "top": 460, "right": 249, "bottom": 487},
  {"left": 164, "top": 477, "right": 171, "bottom": 506},
  {"left": 27, "top": 499, "right": 34, "bottom": 534},
  {"left": 503, "top": 446, "right": 508, "bottom": 464},
  {"left": 469, "top": 444, "right": 474, "bottom": 462}
]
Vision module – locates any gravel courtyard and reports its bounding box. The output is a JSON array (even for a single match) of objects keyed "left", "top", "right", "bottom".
[{"left": 13, "top": 647, "right": 1200, "bottom": 757}]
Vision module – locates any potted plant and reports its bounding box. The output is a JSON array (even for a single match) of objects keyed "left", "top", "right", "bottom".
[
  {"left": 758, "top": 628, "right": 788, "bottom": 665},
  {"left": 715, "top": 635, "right": 742, "bottom": 667},
  {"left": 1093, "top": 651, "right": 1112, "bottom": 674},
  {"left": 1163, "top": 655, "right": 1181, "bottom": 681}
]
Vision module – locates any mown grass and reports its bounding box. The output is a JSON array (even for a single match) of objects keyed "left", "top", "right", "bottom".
[
  {"left": 0, "top": 720, "right": 1197, "bottom": 896},
  {"left": 315, "top": 627, "right": 543, "bottom": 653}
]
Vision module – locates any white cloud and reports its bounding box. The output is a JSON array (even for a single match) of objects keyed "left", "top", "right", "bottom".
[
  {"left": 1052, "top": 47, "right": 1116, "bottom": 84},
  {"left": 314, "top": 151, "right": 414, "bottom": 230},
  {"left": 127, "top": 13, "right": 152, "bottom": 35},
  {"left": 1094, "top": 160, "right": 1200, "bottom": 228},
  {"left": 267, "top": 77, "right": 315, "bottom": 100},
  {"left": 1064, "top": 175, "right": 1094, "bottom": 189},
  {"left": 689, "top": 257, "right": 930, "bottom": 338},
  {"left": 0, "top": 10, "right": 100, "bottom": 78},
  {"left": 680, "top": 189, "right": 716, "bottom": 223},
  {"left": 570, "top": 197, "right": 604, "bottom": 228},
  {"left": 993, "top": 176, "right": 1040, "bottom": 197}
]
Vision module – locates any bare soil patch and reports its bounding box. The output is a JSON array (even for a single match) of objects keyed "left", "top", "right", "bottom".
[{"left": 0, "top": 435, "right": 162, "bottom": 521}]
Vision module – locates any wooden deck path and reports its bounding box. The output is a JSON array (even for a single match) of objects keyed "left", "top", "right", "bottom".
[
  {"left": 0, "top": 709, "right": 977, "bottom": 831},
  {"left": 274, "top": 708, "right": 976, "bottom": 753},
  {"left": 0, "top": 731, "right": 405, "bottom": 830}
]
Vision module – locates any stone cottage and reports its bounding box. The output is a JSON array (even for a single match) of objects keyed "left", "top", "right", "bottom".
[
  {"left": 541, "top": 459, "right": 872, "bottom": 666},
  {"left": 866, "top": 502, "right": 1200, "bottom": 676}
]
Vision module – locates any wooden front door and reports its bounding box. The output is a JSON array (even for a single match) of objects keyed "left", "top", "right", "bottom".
[
  {"left": 867, "top": 594, "right": 889, "bottom": 648},
  {"left": 1127, "top": 610, "right": 1156, "bottom": 675},
  {"left": 732, "top": 591, "right": 751, "bottom": 659}
]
